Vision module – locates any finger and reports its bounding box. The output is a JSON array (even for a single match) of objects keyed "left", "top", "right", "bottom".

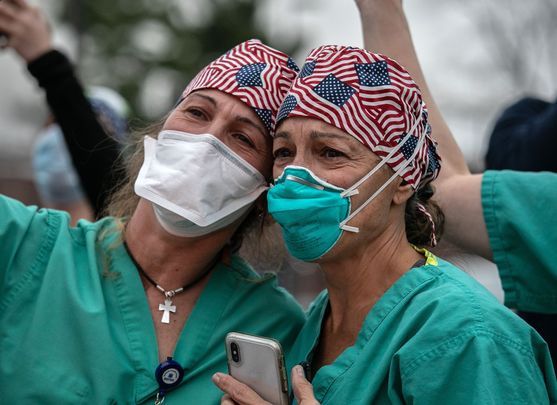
[
  {"left": 0, "top": 2, "right": 19, "bottom": 18},
  {"left": 292, "top": 366, "right": 320, "bottom": 405},
  {"left": 0, "top": 15, "right": 17, "bottom": 36},
  {"left": 212, "top": 373, "right": 271, "bottom": 405},
  {"left": 221, "top": 394, "right": 238, "bottom": 405},
  {"left": 8, "top": 0, "right": 30, "bottom": 9}
]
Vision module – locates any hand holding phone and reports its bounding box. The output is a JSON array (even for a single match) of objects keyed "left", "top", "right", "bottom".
[
  {"left": 224, "top": 332, "right": 289, "bottom": 405},
  {"left": 0, "top": 0, "right": 8, "bottom": 43},
  {"left": 0, "top": 0, "right": 53, "bottom": 62}
]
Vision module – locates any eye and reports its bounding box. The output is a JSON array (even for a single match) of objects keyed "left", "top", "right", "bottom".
[
  {"left": 233, "top": 133, "right": 255, "bottom": 148},
  {"left": 273, "top": 147, "right": 292, "bottom": 159},
  {"left": 322, "top": 148, "right": 345, "bottom": 158},
  {"left": 185, "top": 107, "right": 207, "bottom": 119}
]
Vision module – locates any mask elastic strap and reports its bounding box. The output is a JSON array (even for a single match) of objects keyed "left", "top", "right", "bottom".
[
  {"left": 340, "top": 119, "right": 427, "bottom": 233},
  {"left": 340, "top": 104, "right": 424, "bottom": 199},
  {"left": 340, "top": 131, "right": 414, "bottom": 198}
]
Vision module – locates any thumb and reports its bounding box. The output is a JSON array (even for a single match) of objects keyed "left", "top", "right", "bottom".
[{"left": 291, "top": 365, "right": 320, "bottom": 405}]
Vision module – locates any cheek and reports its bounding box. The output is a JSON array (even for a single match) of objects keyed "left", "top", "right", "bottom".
[
  {"left": 347, "top": 170, "right": 396, "bottom": 215},
  {"left": 272, "top": 164, "right": 282, "bottom": 179},
  {"left": 254, "top": 153, "right": 273, "bottom": 179},
  {"left": 239, "top": 145, "right": 273, "bottom": 179}
]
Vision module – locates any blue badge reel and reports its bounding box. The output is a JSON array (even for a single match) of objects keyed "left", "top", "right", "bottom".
[{"left": 155, "top": 357, "right": 184, "bottom": 400}]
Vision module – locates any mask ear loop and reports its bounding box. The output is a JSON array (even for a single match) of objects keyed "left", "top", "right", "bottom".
[
  {"left": 340, "top": 104, "right": 424, "bottom": 199},
  {"left": 340, "top": 131, "right": 414, "bottom": 199},
  {"left": 339, "top": 112, "right": 427, "bottom": 233}
]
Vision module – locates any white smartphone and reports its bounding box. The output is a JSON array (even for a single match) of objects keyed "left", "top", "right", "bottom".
[{"left": 225, "top": 332, "right": 289, "bottom": 405}]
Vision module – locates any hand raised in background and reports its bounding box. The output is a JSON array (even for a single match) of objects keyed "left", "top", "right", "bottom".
[{"left": 0, "top": 0, "right": 52, "bottom": 63}]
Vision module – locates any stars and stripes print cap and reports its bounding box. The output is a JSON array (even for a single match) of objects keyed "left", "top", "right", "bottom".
[
  {"left": 180, "top": 39, "right": 300, "bottom": 136},
  {"left": 276, "top": 45, "right": 441, "bottom": 189}
]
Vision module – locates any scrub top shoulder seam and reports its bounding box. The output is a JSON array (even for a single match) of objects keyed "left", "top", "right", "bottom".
[
  {"left": 0, "top": 207, "right": 60, "bottom": 313},
  {"left": 401, "top": 325, "right": 538, "bottom": 380}
]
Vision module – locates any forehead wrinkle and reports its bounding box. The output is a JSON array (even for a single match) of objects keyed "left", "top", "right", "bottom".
[
  {"left": 274, "top": 130, "right": 290, "bottom": 140},
  {"left": 188, "top": 92, "right": 217, "bottom": 106},
  {"left": 309, "top": 130, "right": 360, "bottom": 147}
]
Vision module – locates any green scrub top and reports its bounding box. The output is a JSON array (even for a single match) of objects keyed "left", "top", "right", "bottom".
[
  {"left": 482, "top": 170, "right": 557, "bottom": 313},
  {"left": 0, "top": 195, "right": 305, "bottom": 404},
  {"left": 288, "top": 251, "right": 557, "bottom": 404}
]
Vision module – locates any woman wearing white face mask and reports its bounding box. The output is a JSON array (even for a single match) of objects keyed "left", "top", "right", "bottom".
[
  {"left": 0, "top": 39, "right": 305, "bottom": 404},
  {"left": 213, "top": 45, "right": 557, "bottom": 404}
]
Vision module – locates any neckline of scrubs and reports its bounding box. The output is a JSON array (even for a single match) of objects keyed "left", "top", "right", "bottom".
[
  {"left": 107, "top": 233, "right": 237, "bottom": 402},
  {"left": 305, "top": 251, "right": 441, "bottom": 401}
]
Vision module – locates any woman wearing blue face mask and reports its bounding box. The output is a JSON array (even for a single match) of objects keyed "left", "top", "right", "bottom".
[
  {"left": 0, "top": 39, "right": 305, "bottom": 404},
  {"left": 213, "top": 44, "right": 557, "bottom": 404},
  {"left": 32, "top": 87, "right": 130, "bottom": 226}
]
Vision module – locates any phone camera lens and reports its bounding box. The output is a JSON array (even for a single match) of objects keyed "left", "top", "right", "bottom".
[{"left": 231, "top": 342, "right": 240, "bottom": 363}]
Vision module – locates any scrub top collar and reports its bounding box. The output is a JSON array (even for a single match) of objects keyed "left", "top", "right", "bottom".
[
  {"left": 107, "top": 233, "right": 238, "bottom": 402},
  {"left": 295, "top": 250, "right": 441, "bottom": 403}
]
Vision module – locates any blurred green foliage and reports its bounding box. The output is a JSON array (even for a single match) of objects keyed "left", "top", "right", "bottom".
[{"left": 62, "top": 0, "right": 301, "bottom": 120}]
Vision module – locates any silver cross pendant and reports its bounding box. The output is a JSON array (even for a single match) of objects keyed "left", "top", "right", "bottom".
[{"left": 158, "top": 299, "right": 176, "bottom": 324}]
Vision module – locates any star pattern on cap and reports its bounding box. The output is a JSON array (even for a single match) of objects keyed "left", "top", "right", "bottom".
[
  {"left": 426, "top": 143, "right": 441, "bottom": 175},
  {"left": 236, "top": 63, "right": 267, "bottom": 87},
  {"left": 313, "top": 74, "right": 355, "bottom": 107},
  {"left": 277, "top": 95, "right": 298, "bottom": 123},
  {"left": 355, "top": 61, "right": 391, "bottom": 87},
  {"left": 287, "top": 57, "right": 300, "bottom": 73},
  {"left": 253, "top": 108, "right": 273, "bottom": 131},
  {"left": 399, "top": 134, "right": 419, "bottom": 160},
  {"left": 300, "top": 60, "right": 316, "bottom": 78}
]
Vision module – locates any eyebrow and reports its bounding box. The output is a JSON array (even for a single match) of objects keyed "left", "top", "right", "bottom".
[
  {"left": 309, "top": 130, "right": 352, "bottom": 140},
  {"left": 188, "top": 93, "right": 217, "bottom": 106},
  {"left": 274, "top": 131, "right": 290, "bottom": 140},
  {"left": 274, "top": 130, "right": 353, "bottom": 141}
]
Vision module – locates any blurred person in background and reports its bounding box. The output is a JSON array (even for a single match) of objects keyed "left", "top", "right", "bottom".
[
  {"left": 32, "top": 86, "right": 130, "bottom": 225},
  {"left": 1, "top": 0, "right": 128, "bottom": 218},
  {"left": 484, "top": 95, "right": 557, "bottom": 368},
  {"left": 0, "top": 0, "right": 305, "bottom": 402},
  {"left": 486, "top": 96, "right": 557, "bottom": 172}
]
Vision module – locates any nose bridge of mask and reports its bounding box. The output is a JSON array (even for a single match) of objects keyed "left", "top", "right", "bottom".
[
  {"left": 339, "top": 105, "right": 425, "bottom": 233},
  {"left": 275, "top": 165, "right": 345, "bottom": 192},
  {"left": 160, "top": 130, "right": 266, "bottom": 188}
]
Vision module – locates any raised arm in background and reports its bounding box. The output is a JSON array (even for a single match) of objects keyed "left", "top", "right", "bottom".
[{"left": 355, "top": 0, "right": 492, "bottom": 259}]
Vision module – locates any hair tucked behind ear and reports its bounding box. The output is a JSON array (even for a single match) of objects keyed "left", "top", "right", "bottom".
[{"left": 405, "top": 183, "right": 445, "bottom": 248}]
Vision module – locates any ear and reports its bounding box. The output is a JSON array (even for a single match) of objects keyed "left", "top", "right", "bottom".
[{"left": 392, "top": 179, "right": 414, "bottom": 206}]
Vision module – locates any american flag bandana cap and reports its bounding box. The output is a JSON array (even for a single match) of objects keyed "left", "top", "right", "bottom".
[
  {"left": 276, "top": 45, "right": 441, "bottom": 189},
  {"left": 181, "top": 39, "right": 300, "bottom": 136}
]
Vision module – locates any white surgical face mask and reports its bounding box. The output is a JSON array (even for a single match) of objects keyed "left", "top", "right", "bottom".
[{"left": 134, "top": 130, "right": 269, "bottom": 237}]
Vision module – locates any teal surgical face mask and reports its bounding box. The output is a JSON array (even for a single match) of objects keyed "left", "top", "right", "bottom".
[
  {"left": 268, "top": 111, "right": 426, "bottom": 262},
  {"left": 268, "top": 166, "right": 351, "bottom": 261}
]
